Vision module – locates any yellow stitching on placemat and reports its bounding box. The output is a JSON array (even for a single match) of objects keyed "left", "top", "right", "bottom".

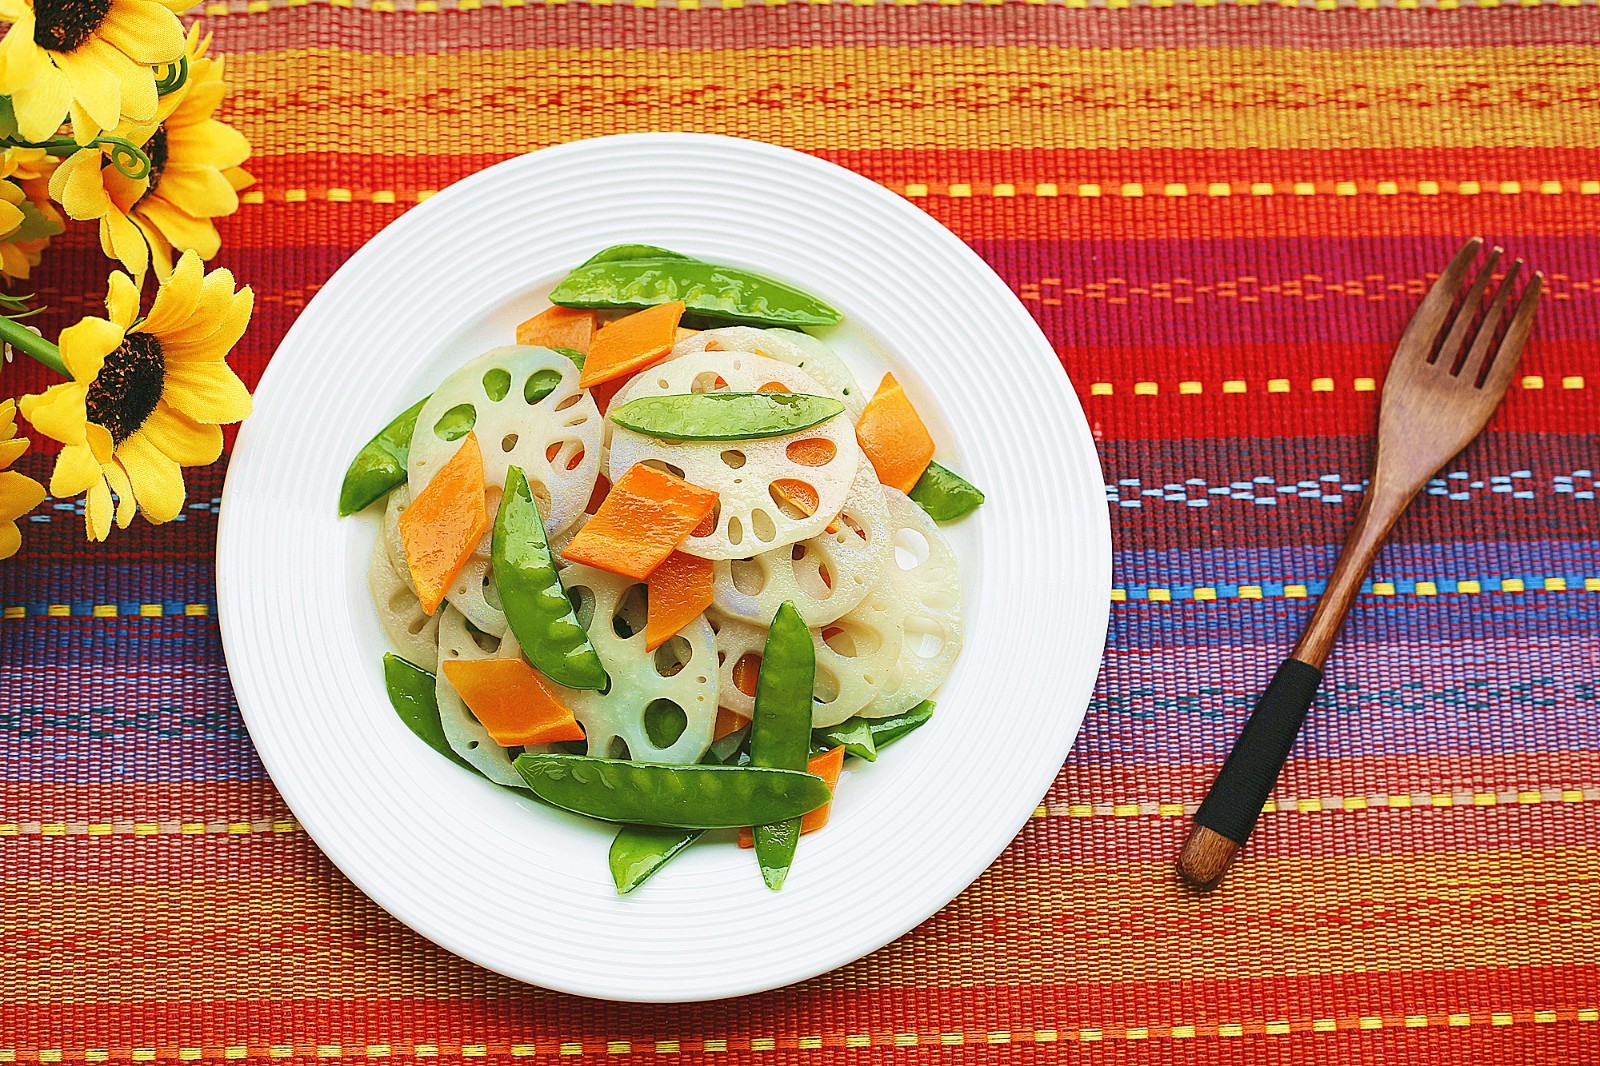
[
  {"left": 1082, "top": 376, "right": 1584, "bottom": 394},
  {"left": 6, "top": 1012, "right": 1599, "bottom": 1057},
  {"left": 8, "top": 787, "right": 1596, "bottom": 839},
  {"left": 175, "top": 0, "right": 1600, "bottom": 10},
  {"left": 238, "top": 180, "right": 1600, "bottom": 206}
]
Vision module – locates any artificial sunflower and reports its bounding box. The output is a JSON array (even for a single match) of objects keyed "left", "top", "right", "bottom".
[
  {"left": 126, "top": 26, "right": 252, "bottom": 277},
  {"left": 0, "top": 147, "right": 64, "bottom": 281},
  {"left": 0, "top": 0, "right": 190, "bottom": 144},
  {"left": 48, "top": 135, "right": 149, "bottom": 278},
  {"left": 0, "top": 397, "right": 46, "bottom": 560},
  {"left": 19, "top": 249, "right": 252, "bottom": 540}
]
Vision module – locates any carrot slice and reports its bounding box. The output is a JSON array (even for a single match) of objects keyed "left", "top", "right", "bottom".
[
  {"left": 769, "top": 477, "right": 842, "bottom": 535},
  {"left": 579, "top": 302, "right": 686, "bottom": 388},
  {"left": 561, "top": 463, "right": 718, "bottom": 579},
  {"left": 740, "top": 746, "right": 844, "bottom": 847},
  {"left": 785, "top": 438, "right": 836, "bottom": 467},
  {"left": 516, "top": 306, "right": 597, "bottom": 353},
  {"left": 732, "top": 652, "right": 761, "bottom": 697},
  {"left": 399, "top": 432, "right": 489, "bottom": 615},
  {"left": 644, "top": 550, "right": 714, "bottom": 651},
  {"left": 440, "top": 657, "right": 586, "bottom": 747},
  {"left": 585, "top": 472, "right": 611, "bottom": 515},
  {"left": 714, "top": 706, "right": 750, "bottom": 741},
  {"left": 855, "top": 373, "right": 935, "bottom": 493},
  {"left": 588, "top": 374, "right": 631, "bottom": 414}
]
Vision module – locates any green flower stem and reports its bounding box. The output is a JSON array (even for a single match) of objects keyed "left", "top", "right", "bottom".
[
  {"left": 12, "top": 134, "right": 151, "bottom": 180},
  {"left": 0, "top": 315, "right": 69, "bottom": 377}
]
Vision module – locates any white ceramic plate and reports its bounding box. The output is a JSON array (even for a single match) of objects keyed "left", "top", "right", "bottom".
[{"left": 218, "top": 134, "right": 1110, "bottom": 1002}]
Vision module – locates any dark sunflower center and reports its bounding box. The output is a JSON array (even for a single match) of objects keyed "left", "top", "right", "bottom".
[
  {"left": 85, "top": 333, "right": 165, "bottom": 445},
  {"left": 32, "top": 0, "right": 113, "bottom": 53},
  {"left": 133, "top": 127, "right": 170, "bottom": 205}
]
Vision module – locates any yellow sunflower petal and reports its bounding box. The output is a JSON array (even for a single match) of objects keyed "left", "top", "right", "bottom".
[
  {"left": 103, "top": 458, "right": 137, "bottom": 527},
  {"left": 85, "top": 474, "right": 114, "bottom": 540},
  {"left": 0, "top": 468, "right": 46, "bottom": 522},
  {"left": 139, "top": 247, "right": 204, "bottom": 333},
  {"left": 0, "top": 0, "right": 28, "bottom": 24},
  {"left": 0, "top": 22, "right": 74, "bottom": 141},
  {"left": 131, "top": 211, "right": 175, "bottom": 279},
  {"left": 105, "top": 270, "right": 141, "bottom": 328},
  {"left": 153, "top": 261, "right": 236, "bottom": 340},
  {"left": 100, "top": 0, "right": 186, "bottom": 64},
  {"left": 225, "top": 166, "right": 254, "bottom": 193},
  {"left": 0, "top": 439, "right": 26, "bottom": 468},
  {"left": 69, "top": 99, "right": 104, "bottom": 145},
  {"left": 136, "top": 401, "right": 222, "bottom": 465},
  {"left": 53, "top": 48, "right": 125, "bottom": 139},
  {"left": 0, "top": 197, "right": 22, "bottom": 238},
  {"left": 49, "top": 441, "right": 104, "bottom": 497},
  {"left": 0, "top": 520, "right": 20, "bottom": 558},
  {"left": 117, "top": 432, "right": 185, "bottom": 522},
  {"left": 101, "top": 208, "right": 150, "bottom": 279},
  {"left": 0, "top": 397, "right": 17, "bottom": 436},
  {"left": 90, "top": 38, "right": 158, "bottom": 123},
  {"left": 87, "top": 423, "right": 115, "bottom": 464},
  {"left": 162, "top": 358, "right": 252, "bottom": 424},
  {"left": 161, "top": 286, "right": 251, "bottom": 362},
  {"left": 132, "top": 195, "right": 218, "bottom": 258},
  {"left": 102, "top": 160, "right": 148, "bottom": 213},
  {"left": 58, "top": 315, "right": 124, "bottom": 382},
  {"left": 165, "top": 120, "right": 252, "bottom": 171},
  {"left": 49, "top": 149, "right": 114, "bottom": 221},
  {"left": 151, "top": 161, "right": 238, "bottom": 218},
  {"left": 18, "top": 383, "right": 88, "bottom": 446},
  {"left": 0, "top": 243, "right": 31, "bottom": 280}
]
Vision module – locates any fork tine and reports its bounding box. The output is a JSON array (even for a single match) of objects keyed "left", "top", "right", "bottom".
[
  {"left": 1456, "top": 258, "right": 1521, "bottom": 383},
  {"left": 1434, "top": 245, "right": 1502, "bottom": 368},
  {"left": 1396, "top": 237, "right": 1484, "bottom": 359},
  {"left": 1477, "top": 270, "right": 1543, "bottom": 394}
]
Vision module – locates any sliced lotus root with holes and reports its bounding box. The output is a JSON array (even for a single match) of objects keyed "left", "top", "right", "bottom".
[
  {"left": 670, "top": 327, "right": 864, "bottom": 418},
  {"left": 608, "top": 351, "right": 860, "bottom": 560},
  {"left": 859, "top": 489, "right": 964, "bottom": 718},
  {"left": 409, "top": 345, "right": 602, "bottom": 541},
  {"left": 711, "top": 458, "right": 891, "bottom": 628},
  {"left": 369, "top": 507, "right": 440, "bottom": 672},
  {"left": 435, "top": 605, "right": 529, "bottom": 786},
  {"left": 558, "top": 563, "right": 717, "bottom": 765},
  {"left": 708, "top": 606, "right": 901, "bottom": 728},
  {"left": 386, "top": 484, "right": 506, "bottom": 635}
]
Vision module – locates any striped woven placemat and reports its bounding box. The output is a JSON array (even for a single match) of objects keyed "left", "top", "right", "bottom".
[{"left": 3, "top": 3, "right": 1598, "bottom": 1062}]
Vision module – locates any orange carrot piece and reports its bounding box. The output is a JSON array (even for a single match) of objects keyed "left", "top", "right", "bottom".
[
  {"left": 516, "top": 306, "right": 597, "bottom": 353},
  {"left": 770, "top": 476, "right": 842, "bottom": 535},
  {"left": 740, "top": 747, "right": 845, "bottom": 847},
  {"left": 714, "top": 706, "right": 750, "bottom": 741},
  {"left": 855, "top": 373, "right": 935, "bottom": 493},
  {"left": 732, "top": 652, "right": 761, "bottom": 697},
  {"left": 644, "top": 551, "right": 714, "bottom": 651},
  {"left": 785, "top": 438, "right": 836, "bottom": 467},
  {"left": 588, "top": 374, "right": 631, "bottom": 414},
  {"left": 399, "top": 432, "right": 488, "bottom": 615},
  {"left": 675, "top": 327, "right": 699, "bottom": 343},
  {"left": 690, "top": 510, "right": 716, "bottom": 538},
  {"left": 561, "top": 463, "right": 718, "bottom": 579},
  {"left": 585, "top": 472, "right": 611, "bottom": 515},
  {"left": 579, "top": 302, "right": 686, "bottom": 388},
  {"left": 440, "top": 657, "right": 586, "bottom": 747}
]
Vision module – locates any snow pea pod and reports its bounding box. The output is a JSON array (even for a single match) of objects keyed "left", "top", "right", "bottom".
[
  {"left": 513, "top": 754, "right": 830, "bottom": 829},
  {"left": 338, "top": 396, "right": 427, "bottom": 516},
  {"left": 908, "top": 462, "right": 985, "bottom": 523},
  {"left": 491, "top": 466, "right": 608, "bottom": 690},
  {"left": 749, "top": 601, "right": 816, "bottom": 890},
  {"left": 813, "top": 700, "right": 935, "bottom": 762},
  {"left": 383, "top": 653, "right": 476, "bottom": 772},
  {"left": 608, "top": 745, "right": 730, "bottom": 895},
  {"left": 610, "top": 393, "right": 844, "bottom": 443},
  {"left": 550, "top": 259, "right": 842, "bottom": 329},
  {"left": 581, "top": 244, "right": 700, "bottom": 267}
]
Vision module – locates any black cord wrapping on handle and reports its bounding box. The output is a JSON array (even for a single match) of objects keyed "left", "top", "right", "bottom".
[{"left": 1193, "top": 658, "right": 1325, "bottom": 845}]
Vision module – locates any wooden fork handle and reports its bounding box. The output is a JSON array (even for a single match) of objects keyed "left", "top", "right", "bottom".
[{"left": 1176, "top": 659, "right": 1325, "bottom": 890}]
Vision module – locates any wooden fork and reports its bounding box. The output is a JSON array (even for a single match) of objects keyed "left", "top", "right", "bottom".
[{"left": 1176, "top": 238, "right": 1544, "bottom": 891}]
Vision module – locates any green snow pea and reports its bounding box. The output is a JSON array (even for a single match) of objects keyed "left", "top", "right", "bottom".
[
  {"left": 908, "top": 462, "right": 985, "bottom": 523},
  {"left": 607, "top": 750, "right": 728, "bottom": 895},
  {"left": 513, "top": 754, "right": 830, "bottom": 829},
  {"left": 814, "top": 700, "right": 935, "bottom": 762},
  {"left": 552, "top": 347, "right": 587, "bottom": 370},
  {"left": 338, "top": 396, "right": 427, "bottom": 516},
  {"left": 491, "top": 466, "right": 608, "bottom": 690},
  {"left": 812, "top": 717, "right": 877, "bottom": 762},
  {"left": 550, "top": 258, "right": 842, "bottom": 329},
  {"left": 749, "top": 602, "right": 816, "bottom": 890},
  {"left": 383, "top": 653, "right": 476, "bottom": 772},
  {"left": 610, "top": 393, "right": 844, "bottom": 443},
  {"left": 581, "top": 244, "right": 701, "bottom": 267}
]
